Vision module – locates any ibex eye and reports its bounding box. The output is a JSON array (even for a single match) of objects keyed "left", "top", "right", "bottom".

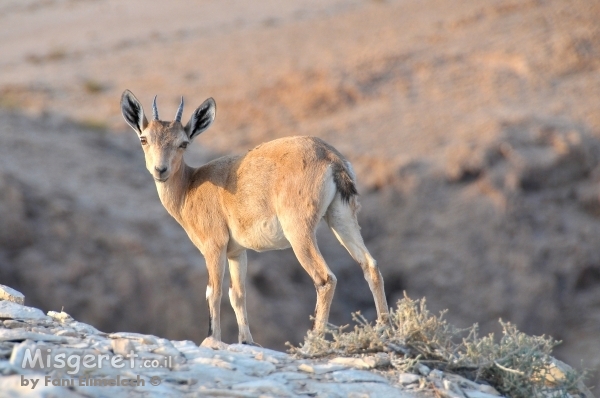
[
  {"left": 140, "top": 137, "right": 148, "bottom": 145},
  {"left": 180, "top": 142, "right": 189, "bottom": 149}
]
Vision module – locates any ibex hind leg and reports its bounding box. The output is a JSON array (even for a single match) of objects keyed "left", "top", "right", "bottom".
[
  {"left": 325, "top": 195, "right": 390, "bottom": 322},
  {"left": 280, "top": 216, "right": 337, "bottom": 333}
]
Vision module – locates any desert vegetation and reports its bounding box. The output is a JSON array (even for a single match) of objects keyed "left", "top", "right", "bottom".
[
  {"left": 290, "top": 295, "right": 589, "bottom": 398},
  {"left": 0, "top": 0, "right": 599, "bottom": 392}
]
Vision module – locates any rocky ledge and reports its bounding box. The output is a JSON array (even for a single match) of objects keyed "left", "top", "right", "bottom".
[{"left": 0, "top": 284, "right": 580, "bottom": 398}]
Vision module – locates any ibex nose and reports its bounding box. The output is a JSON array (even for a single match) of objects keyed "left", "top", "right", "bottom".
[{"left": 155, "top": 166, "right": 168, "bottom": 175}]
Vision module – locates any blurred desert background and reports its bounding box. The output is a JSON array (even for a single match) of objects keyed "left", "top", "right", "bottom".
[{"left": 1, "top": 0, "right": 600, "bottom": 390}]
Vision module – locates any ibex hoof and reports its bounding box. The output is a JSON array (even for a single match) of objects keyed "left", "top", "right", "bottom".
[{"left": 200, "top": 337, "right": 228, "bottom": 350}]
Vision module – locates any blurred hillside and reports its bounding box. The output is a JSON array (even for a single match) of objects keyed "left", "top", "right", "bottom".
[{"left": 0, "top": 0, "right": 599, "bottom": 390}]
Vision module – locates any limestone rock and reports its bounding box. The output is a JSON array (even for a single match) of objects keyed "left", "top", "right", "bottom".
[
  {"left": 330, "top": 369, "right": 389, "bottom": 383},
  {"left": 0, "top": 285, "right": 25, "bottom": 305},
  {"left": 463, "top": 390, "right": 505, "bottom": 398},
  {"left": 0, "top": 329, "right": 67, "bottom": 343},
  {"left": 329, "top": 354, "right": 391, "bottom": 370},
  {"left": 0, "top": 291, "right": 593, "bottom": 398},
  {"left": 299, "top": 362, "right": 348, "bottom": 374},
  {"left": 399, "top": 373, "right": 421, "bottom": 385},
  {"left": 0, "top": 301, "right": 47, "bottom": 320},
  {"left": 47, "top": 310, "right": 73, "bottom": 323},
  {"left": 111, "top": 338, "right": 135, "bottom": 356}
]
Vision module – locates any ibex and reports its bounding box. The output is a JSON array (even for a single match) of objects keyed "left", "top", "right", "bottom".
[{"left": 120, "top": 90, "right": 389, "bottom": 348}]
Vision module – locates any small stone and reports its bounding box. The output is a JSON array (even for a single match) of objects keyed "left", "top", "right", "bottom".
[
  {"left": 329, "top": 357, "right": 375, "bottom": 370},
  {"left": 398, "top": 373, "right": 420, "bottom": 385},
  {"left": 479, "top": 384, "right": 501, "bottom": 396},
  {"left": 417, "top": 363, "right": 431, "bottom": 376},
  {"left": 330, "top": 369, "right": 388, "bottom": 383},
  {"left": 463, "top": 390, "right": 504, "bottom": 398},
  {"left": 0, "top": 285, "right": 24, "bottom": 305},
  {"left": 538, "top": 358, "right": 595, "bottom": 398},
  {"left": 444, "top": 373, "right": 486, "bottom": 391},
  {"left": 47, "top": 310, "right": 73, "bottom": 323},
  {"left": 299, "top": 362, "right": 348, "bottom": 375},
  {"left": 363, "top": 353, "right": 391, "bottom": 368},
  {"left": 428, "top": 369, "right": 444, "bottom": 379},
  {"left": 329, "top": 355, "right": 390, "bottom": 369},
  {"left": 111, "top": 338, "right": 135, "bottom": 356},
  {"left": 0, "top": 301, "right": 47, "bottom": 320}
]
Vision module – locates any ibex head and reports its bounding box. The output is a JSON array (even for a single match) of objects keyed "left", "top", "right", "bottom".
[{"left": 120, "top": 89, "right": 216, "bottom": 182}]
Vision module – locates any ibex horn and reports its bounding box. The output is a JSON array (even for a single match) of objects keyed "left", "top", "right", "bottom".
[
  {"left": 152, "top": 95, "right": 159, "bottom": 120},
  {"left": 175, "top": 96, "right": 184, "bottom": 123}
]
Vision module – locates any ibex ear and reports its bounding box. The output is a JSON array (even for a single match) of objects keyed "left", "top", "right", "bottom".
[
  {"left": 185, "top": 98, "right": 216, "bottom": 140},
  {"left": 120, "top": 90, "right": 148, "bottom": 135}
]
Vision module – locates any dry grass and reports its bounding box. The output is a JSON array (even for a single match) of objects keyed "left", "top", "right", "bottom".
[{"left": 288, "top": 294, "right": 589, "bottom": 398}]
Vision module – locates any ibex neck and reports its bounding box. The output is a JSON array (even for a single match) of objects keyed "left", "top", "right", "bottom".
[{"left": 155, "top": 163, "right": 191, "bottom": 222}]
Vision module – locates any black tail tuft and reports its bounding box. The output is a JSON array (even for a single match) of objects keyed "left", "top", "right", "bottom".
[{"left": 332, "top": 162, "right": 358, "bottom": 204}]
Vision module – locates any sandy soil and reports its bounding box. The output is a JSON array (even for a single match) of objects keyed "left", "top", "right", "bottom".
[{"left": 1, "top": 0, "right": 600, "bottom": 390}]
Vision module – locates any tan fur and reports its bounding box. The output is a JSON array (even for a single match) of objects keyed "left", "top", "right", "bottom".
[{"left": 121, "top": 91, "right": 389, "bottom": 347}]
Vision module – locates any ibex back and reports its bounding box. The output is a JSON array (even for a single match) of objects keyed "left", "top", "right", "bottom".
[{"left": 120, "top": 90, "right": 389, "bottom": 348}]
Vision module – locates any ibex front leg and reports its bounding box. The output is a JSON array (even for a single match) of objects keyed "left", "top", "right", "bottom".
[
  {"left": 201, "top": 247, "right": 227, "bottom": 349},
  {"left": 227, "top": 251, "right": 254, "bottom": 345}
]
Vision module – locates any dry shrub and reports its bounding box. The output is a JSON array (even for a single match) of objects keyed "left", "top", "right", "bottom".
[{"left": 288, "top": 294, "right": 589, "bottom": 398}]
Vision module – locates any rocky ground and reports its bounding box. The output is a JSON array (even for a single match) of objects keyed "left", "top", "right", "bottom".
[
  {"left": 1, "top": 0, "right": 600, "bottom": 392},
  {"left": 0, "top": 285, "right": 525, "bottom": 398}
]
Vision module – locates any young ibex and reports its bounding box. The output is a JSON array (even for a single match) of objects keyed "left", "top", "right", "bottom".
[{"left": 120, "top": 90, "right": 389, "bottom": 348}]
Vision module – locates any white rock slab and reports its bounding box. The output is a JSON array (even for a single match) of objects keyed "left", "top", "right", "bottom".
[
  {"left": 235, "top": 357, "right": 276, "bottom": 377},
  {"left": 0, "top": 285, "right": 25, "bottom": 305},
  {"left": 189, "top": 356, "right": 236, "bottom": 370},
  {"left": 231, "top": 379, "right": 292, "bottom": 396},
  {"left": 330, "top": 369, "right": 389, "bottom": 383},
  {"left": 305, "top": 379, "right": 416, "bottom": 398},
  {"left": 228, "top": 343, "right": 290, "bottom": 361},
  {"left": 0, "top": 329, "right": 67, "bottom": 343},
  {"left": 109, "top": 332, "right": 157, "bottom": 345},
  {"left": 266, "top": 371, "right": 310, "bottom": 383},
  {"left": 0, "top": 301, "right": 47, "bottom": 320}
]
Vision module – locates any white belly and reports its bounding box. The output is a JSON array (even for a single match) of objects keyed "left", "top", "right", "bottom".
[{"left": 233, "top": 216, "right": 290, "bottom": 252}]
